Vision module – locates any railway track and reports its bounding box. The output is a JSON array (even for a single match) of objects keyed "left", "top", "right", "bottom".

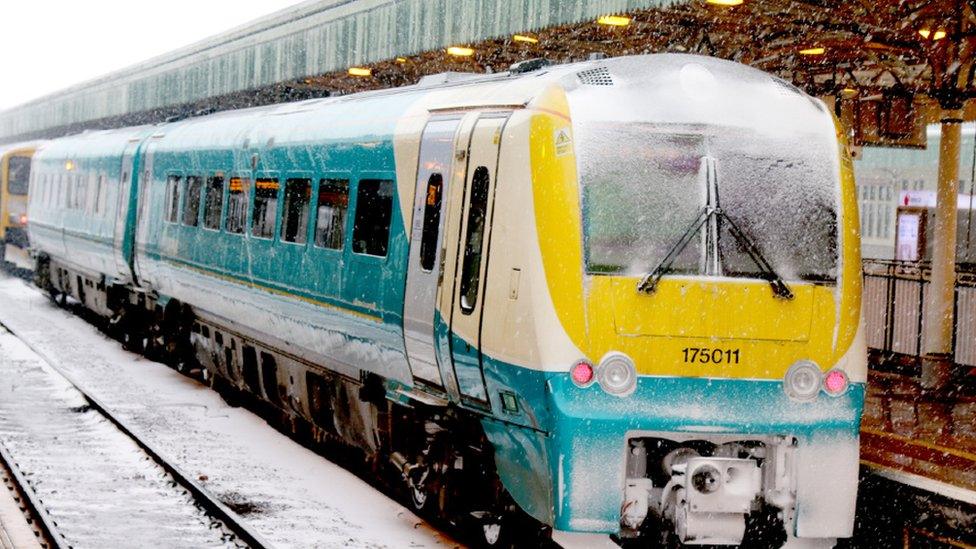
[
  {"left": 0, "top": 320, "right": 272, "bottom": 549},
  {"left": 0, "top": 439, "right": 61, "bottom": 549}
]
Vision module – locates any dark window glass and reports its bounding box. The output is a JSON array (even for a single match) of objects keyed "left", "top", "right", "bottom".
[
  {"left": 165, "top": 175, "right": 181, "bottom": 222},
  {"left": 314, "top": 179, "right": 349, "bottom": 250},
  {"left": 97, "top": 175, "right": 108, "bottom": 214},
  {"left": 251, "top": 178, "right": 279, "bottom": 239},
  {"left": 7, "top": 156, "right": 30, "bottom": 195},
  {"left": 76, "top": 175, "right": 87, "bottom": 210},
  {"left": 459, "top": 167, "right": 490, "bottom": 314},
  {"left": 419, "top": 173, "right": 443, "bottom": 271},
  {"left": 281, "top": 178, "right": 311, "bottom": 244},
  {"left": 203, "top": 175, "right": 224, "bottom": 230},
  {"left": 182, "top": 176, "right": 202, "bottom": 226},
  {"left": 226, "top": 177, "right": 248, "bottom": 234},
  {"left": 352, "top": 179, "right": 393, "bottom": 257}
]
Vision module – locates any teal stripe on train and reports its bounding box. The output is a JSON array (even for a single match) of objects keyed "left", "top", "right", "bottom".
[{"left": 478, "top": 355, "right": 865, "bottom": 531}]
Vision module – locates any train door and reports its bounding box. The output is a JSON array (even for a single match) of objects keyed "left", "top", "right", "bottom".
[
  {"left": 403, "top": 116, "right": 462, "bottom": 389},
  {"left": 114, "top": 140, "right": 140, "bottom": 282},
  {"left": 445, "top": 113, "right": 508, "bottom": 407}
]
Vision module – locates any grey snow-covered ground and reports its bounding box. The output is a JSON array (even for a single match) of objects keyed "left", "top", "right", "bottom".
[{"left": 0, "top": 274, "right": 458, "bottom": 548}]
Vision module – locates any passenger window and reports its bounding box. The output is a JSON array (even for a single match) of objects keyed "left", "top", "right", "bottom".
[
  {"left": 203, "top": 175, "right": 224, "bottom": 230},
  {"left": 352, "top": 179, "right": 393, "bottom": 257},
  {"left": 97, "top": 175, "right": 108, "bottom": 215},
  {"left": 225, "top": 177, "right": 248, "bottom": 234},
  {"left": 79, "top": 175, "right": 89, "bottom": 210},
  {"left": 459, "top": 167, "right": 490, "bottom": 314},
  {"left": 91, "top": 173, "right": 101, "bottom": 215},
  {"left": 314, "top": 178, "right": 349, "bottom": 250},
  {"left": 251, "top": 178, "right": 279, "bottom": 239},
  {"left": 182, "top": 176, "right": 202, "bottom": 226},
  {"left": 165, "top": 175, "right": 181, "bottom": 222},
  {"left": 419, "top": 173, "right": 443, "bottom": 271},
  {"left": 281, "top": 178, "right": 311, "bottom": 244}
]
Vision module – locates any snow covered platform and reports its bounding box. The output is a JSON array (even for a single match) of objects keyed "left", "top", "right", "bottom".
[
  {"left": 861, "top": 370, "right": 976, "bottom": 503},
  {"left": 0, "top": 274, "right": 457, "bottom": 548}
]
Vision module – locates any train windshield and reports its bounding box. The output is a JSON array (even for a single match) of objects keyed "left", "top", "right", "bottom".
[
  {"left": 7, "top": 156, "right": 31, "bottom": 195},
  {"left": 578, "top": 123, "right": 839, "bottom": 282}
]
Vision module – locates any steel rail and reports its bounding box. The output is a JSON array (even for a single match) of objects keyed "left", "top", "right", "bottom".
[
  {"left": 0, "top": 320, "right": 272, "bottom": 549},
  {"left": 0, "top": 440, "right": 67, "bottom": 549}
]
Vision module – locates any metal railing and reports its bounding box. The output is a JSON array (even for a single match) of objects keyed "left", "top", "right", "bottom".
[{"left": 863, "top": 259, "right": 976, "bottom": 368}]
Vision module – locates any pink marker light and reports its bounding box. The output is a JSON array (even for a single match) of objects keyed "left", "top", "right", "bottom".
[
  {"left": 570, "top": 361, "right": 595, "bottom": 387},
  {"left": 823, "top": 369, "right": 849, "bottom": 395}
]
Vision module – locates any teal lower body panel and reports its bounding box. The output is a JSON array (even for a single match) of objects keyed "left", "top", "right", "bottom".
[{"left": 479, "top": 364, "right": 865, "bottom": 536}]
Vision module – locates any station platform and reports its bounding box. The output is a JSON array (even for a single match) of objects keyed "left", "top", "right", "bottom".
[{"left": 861, "top": 369, "right": 976, "bottom": 502}]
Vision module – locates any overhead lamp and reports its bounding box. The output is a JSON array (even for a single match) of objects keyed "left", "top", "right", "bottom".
[
  {"left": 395, "top": 57, "right": 408, "bottom": 63},
  {"left": 513, "top": 34, "right": 539, "bottom": 44},
  {"left": 597, "top": 15, "right": 631, "bottom": 27},
  {"left": 447, "top": 46, "right": 475, "bottom": 57},
  {"left": 799, "top": 47, "right": 825, "bottom": 56},
  {"left": 348, "top": 67, "right": 371, "bottom": 77},
  {"left": 918, "top": 28, "right": 931, "bottom": 39},
  {"left": 840, "top": 87, "right": 859, "bottom": 98},
  {"left": 706, "top": 0, "right": 744, "bottom": 5},
  {"left": 933, "top": 30, "right": 947, "bottom": 41}
]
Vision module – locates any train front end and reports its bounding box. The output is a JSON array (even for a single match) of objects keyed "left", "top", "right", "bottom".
[{"left": 530, "top": 55, "right": 864, "bottom": 546}]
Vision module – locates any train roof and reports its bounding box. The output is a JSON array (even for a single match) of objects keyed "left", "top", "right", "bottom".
[{"left": 39, "top": 54, "right": 832, "bottom": 158}]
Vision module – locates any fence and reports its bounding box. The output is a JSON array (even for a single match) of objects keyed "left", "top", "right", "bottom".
[{"left": 862, "top": 259, "right": 976, "bottom": 368}]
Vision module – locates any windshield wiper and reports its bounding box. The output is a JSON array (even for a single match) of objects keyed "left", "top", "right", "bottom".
[
  {"left": 637, "top": 206, "right": 794, "bottom": 300},
  {"left": 636, "top": 206, "right": 712, "bottom": 293}
]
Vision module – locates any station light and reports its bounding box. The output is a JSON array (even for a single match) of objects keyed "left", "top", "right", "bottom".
[
  {"left": 513, "top": 34, "right": 539, "bottom": 44},
  {"left": 597, "top": 15, "right": 631, "bottom": 27},
  {"left": 706, "top": 0, "right": 744, "bottom": 5},
  {"left": 798, "top": 47, "right": 825, "bottom": 56},
  {"left": 395, "top": 57, "right": 408, "bottom": 63},
  {"left": 933, "top": 30, "right": 947, "bottom": 41},
  {"left": 840, "top": 87, "right": 859, "bottom": 98},
  {"left": 918, "top": 28, "right": 931, "bottom": 39},
  {"left": 446, "top": 46, "right": 475, "bottom": 57},
  {"left": 348, "top": 67, "right": 371, "bottom": 77}
]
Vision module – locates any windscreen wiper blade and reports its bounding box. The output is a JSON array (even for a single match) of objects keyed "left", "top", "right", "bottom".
[
  {"left": 720, "top": 213, "right": 794, "bottom": 300},
  {"left": 637, "top": 207, "right": 794, "bottom": 300},
  {"left": 636, "top": 207, "right": 712, "bottom": 293}
]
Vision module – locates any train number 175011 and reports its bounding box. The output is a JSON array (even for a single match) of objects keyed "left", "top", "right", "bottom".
[{"left": 682, "top": 347, "right": 740, "bottom": 364}]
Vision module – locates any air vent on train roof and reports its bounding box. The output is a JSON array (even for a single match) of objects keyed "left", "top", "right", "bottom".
[{"left": 577, "top": 66, "right": 614, "bottom": 86}]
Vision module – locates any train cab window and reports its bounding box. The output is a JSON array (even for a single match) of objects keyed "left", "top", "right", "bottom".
[
  {"left": 182, "top": 176, "right": 203, "bottom": 227},
  {"left": 225, "top": 177, "right": 248, "bottom": 234},
  {"left": 203, "top": 175, "right": 224, "bottom": 230},
  {"left": 314, "top": 178, "right": 349, "bottom": 250},
  {"left": 251, "top": 178, "right": 279, "bottom": 239},
  {"left": 7, "top": 156, "right": 30, "bottom": 195},
  {"left": 419, "top": 173, "right": 443, "bottom": 271},
  {"left": 459, "top": 167, "right": 490, "bottom": 315},
  {"left": 281, "top": 178, "right": 311, "bottom": 244},
  {"left": 165, "top": 175, "right": 181, "bottom": 223},
  {"left": 352, "top": 179, "right": 393, "bottom": 257}
]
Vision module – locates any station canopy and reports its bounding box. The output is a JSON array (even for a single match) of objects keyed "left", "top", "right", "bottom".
[{"left": 0, "top": 0, "right": 971, "bottom": 144}]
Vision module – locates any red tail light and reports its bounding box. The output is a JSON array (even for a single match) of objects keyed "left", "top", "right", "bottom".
[
  {"left": 18, "top": 214, "right": 27, "bottom": 225},
  {"left": 823, "top": 369, "right": 849, "bottom": 396},
  {"left": 570, "top": 360, "right": 595, "bottom": 387}
]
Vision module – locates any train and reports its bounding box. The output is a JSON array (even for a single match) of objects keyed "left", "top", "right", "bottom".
[
  {"left": 0, "top": 141, "right": 42, "bottom": 270},
  {"left": 25, "top": 53, "right": 865, "bottom": 548}
]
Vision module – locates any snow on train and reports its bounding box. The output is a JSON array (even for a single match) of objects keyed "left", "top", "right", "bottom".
[{"left": 26, "top": 54, "right": 865, "bottom": 547}]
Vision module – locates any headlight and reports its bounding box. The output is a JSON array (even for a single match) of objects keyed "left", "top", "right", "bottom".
[
  {"left": 783, "top": 360, "right": 822, "bottom": 401},
  {"left": 597, "top": 352, "right": 637, "bottom": 397}
]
